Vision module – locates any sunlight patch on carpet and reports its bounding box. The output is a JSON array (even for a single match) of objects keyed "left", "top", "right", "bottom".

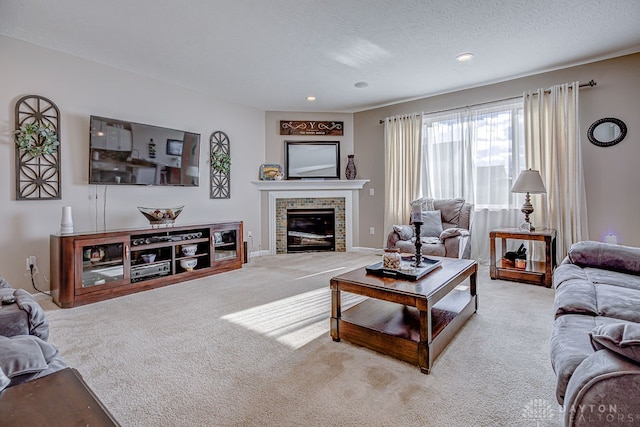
[
  {"left": 294, "top": 266, "right": 347, "bottom": 281},
  {"left": 221, "top": 288, "right": 365, "bottom": 349}
]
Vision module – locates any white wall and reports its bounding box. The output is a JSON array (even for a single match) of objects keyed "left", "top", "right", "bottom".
[{"left": 0, "top": 36, "right": 265, "bottom": 291}]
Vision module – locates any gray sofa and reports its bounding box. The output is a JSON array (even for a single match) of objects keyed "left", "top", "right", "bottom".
[
  {"left": 386, "top": 198, "right": 473, "bottom": 259},
  {"left": 550, "top": 241, "right": 640, "bottom": 426},
  {"left": 0, "top": 277, "right": 67, "bottom": 393}
]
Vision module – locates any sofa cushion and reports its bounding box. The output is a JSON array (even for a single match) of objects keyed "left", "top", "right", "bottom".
[
  {"left": 583, "top": 266, "right": 640, "bottom": 292},
  {"left": 393, "top": 239, "right": 446, "bottom": 257},
  {"left": 567, "top": 241, "right": 640, "bottom": 278},
  {"left": 554, "top": 264, "right": 640, "bottom": 322},
  {"left": 553, "top": 271, "right": 599, "bottom": 318},
  {"left": 412, "top": 197, "right": 435, "bottom": 212},
  {"left": 433, "top": 198, "right": 465, "bottom": 227},
  {"left": 420, "top": 210, "right": 443, "bottom": 237},
  {"left": 0, "top": 335, "right": 62, "bottom": 387},
  {"left": 590, "top": 322, "right": 640, "bottom": 363},
  {"left": 392, "top": 224, "right": 413, "bottom": 241}
]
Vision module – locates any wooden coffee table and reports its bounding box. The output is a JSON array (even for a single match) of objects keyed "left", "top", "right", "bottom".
[
  {"left": 330, "top": 257, "right": 477, "bottom": 374},
  {"left": 0, "top": 368, "right": 119, "bottom": 426}
]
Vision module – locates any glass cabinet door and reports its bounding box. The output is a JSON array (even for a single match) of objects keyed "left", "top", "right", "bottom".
[
  {"left": 75, "top": 237, "right": 129, "bottom": 291},
  {"left": 213, "top": 229, "right": 238, "bottom": 261}
]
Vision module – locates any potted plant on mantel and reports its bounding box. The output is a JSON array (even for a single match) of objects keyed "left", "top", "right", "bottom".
[
  {"left": 211, "top": 151, "right": 231, "bottom": 175},
  {"left": 14, "top": 122, "right": 59, "bottom": 157}
]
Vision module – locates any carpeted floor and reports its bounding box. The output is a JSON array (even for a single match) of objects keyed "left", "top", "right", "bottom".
[{"left": 43, "top": 252, "right": 562, "bottom": 426}]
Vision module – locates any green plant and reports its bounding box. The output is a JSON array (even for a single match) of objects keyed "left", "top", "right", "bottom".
[
  {"left": 14, "top": 122, "right": 59, "bottom": 157},
  {"left": 211, "top": 151, "right": 231, "bottom": 174}
]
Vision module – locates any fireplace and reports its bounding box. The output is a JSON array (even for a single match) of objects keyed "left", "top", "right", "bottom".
[
  {"left": 256, "top": 182, "right": 368, "bottom": 255},
  {"left": 286, "top": 209, "right": 335, "bottom": 253}
]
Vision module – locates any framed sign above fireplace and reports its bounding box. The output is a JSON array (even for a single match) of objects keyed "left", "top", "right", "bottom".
[{"left": 280, "top": 121, "right": 343, "bottom": 136}]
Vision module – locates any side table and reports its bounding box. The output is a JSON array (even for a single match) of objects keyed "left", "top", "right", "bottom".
[{"left": 489, "top": 228, "right": 557, "bottom": 287}]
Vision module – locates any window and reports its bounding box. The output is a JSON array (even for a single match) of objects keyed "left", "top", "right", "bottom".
[{"left": 421, "top": 98, "right": 524, "bottom": 210}]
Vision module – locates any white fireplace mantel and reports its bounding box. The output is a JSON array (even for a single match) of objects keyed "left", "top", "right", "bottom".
[
  {"left": 252, "top": 180, "right": 369, "bottom": 255},
  {"left": 251, "top": 179, "right": 368, "bottom": 191}
]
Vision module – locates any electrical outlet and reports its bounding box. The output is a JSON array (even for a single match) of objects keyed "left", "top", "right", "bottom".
[
  {"left": 26, "top": 255, "right": 37, "bottom": 270},
  {"left": 369, "top": 188, "right": 375, "bottom": 196},
  {"left": 369, "top": 227, "right": 375, "bottom": 235},
  {"left": 248, "top": 231, "right": 253, "bottom": 238}
]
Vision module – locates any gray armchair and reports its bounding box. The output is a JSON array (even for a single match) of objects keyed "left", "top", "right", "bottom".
[{"left": 386, "top": 198, "right": 473, "bottom": 259}]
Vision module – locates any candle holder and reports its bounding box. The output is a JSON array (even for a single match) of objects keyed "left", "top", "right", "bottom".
[{"left": 413, "top": 221, "right": 424, "bottom": 267}]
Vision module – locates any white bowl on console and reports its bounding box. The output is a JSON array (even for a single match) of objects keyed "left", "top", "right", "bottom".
[
  {"left": 182, "top": 244, "right": 198, "bottom": 256},
  {"left": 180, "top": 258, "right": 197, "bottom": 271}
]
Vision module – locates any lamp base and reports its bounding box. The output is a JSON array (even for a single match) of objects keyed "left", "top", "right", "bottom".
[
  {"left": 519, "top": 222, "right": 534, "bottom": 232},
  {"left": 520, "top": 192, "right": 535, "bottom": 232}
]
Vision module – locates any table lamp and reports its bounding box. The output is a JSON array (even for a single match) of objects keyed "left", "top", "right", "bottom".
[{"left": 511, "top": 169, "right": 546, "bottom": 231}]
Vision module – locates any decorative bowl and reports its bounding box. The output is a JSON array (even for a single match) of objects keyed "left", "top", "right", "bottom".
[
  {"left": 137, "top": 206, "right": 184, "bottom": 226},
  {"left": 182, "top": 244, "right": 197, "bottom": 256},
  {"left": 141, "top": 253, "right": 156, "bottom": 263},
  {"left": 180, "top": 258, "right": 197, "bottom": 271}
]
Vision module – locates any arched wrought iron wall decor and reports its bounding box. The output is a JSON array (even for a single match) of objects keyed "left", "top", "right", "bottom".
[
  {"left": 210, "top": 131, "right": 230, "bottom": 199},
  {"left": 14, "top": 95, "right": 61, "bottom": 200}
]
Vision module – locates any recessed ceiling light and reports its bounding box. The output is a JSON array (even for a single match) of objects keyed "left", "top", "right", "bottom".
[
  {"left": 306, "top": 96, "right": 316, "bottom": 101},
  {"left": 456, "top": 52, "right": 474, "bottom": 62},
  {"left": 354, "top": 81, "right": 369, "bottom": 88}
]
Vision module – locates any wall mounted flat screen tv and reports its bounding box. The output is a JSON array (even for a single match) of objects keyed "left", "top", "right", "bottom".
[
  {"left": 89, "top": 116, "right": 201, "bottom": 186},
  {"left": 285, "top": 141, "right": 340, "bottom": 179}
]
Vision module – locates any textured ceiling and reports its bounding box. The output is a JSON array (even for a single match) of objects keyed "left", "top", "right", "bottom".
[{"left": 1, "top": 0, "right": 640, "bottom": 112}]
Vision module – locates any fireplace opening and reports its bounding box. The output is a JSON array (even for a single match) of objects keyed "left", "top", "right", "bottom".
[{"left": 287, "top": 209, "right": 335, "bottom": 253}]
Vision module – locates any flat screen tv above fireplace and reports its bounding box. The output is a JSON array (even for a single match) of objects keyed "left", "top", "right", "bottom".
[
  {"left": 285, "top": 141, "right": 340, "bottom": 180},
  {"left": 88, "top": 115, "right": 201, "bottom": 186}
]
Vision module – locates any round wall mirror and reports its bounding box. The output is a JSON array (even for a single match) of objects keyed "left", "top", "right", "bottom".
[{"left": 587, "top": 117, "right": 627, "bottom": 147}]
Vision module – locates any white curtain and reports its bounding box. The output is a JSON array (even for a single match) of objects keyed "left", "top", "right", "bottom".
[
  {"left": 384, "top": 114, "right": 422, "bottom": 243},
  {"left": 422, "top": 99, "right": 525, "bottom": 263},
  {"left": 523, "top": 82, "right": 588, "bottom": 262}
]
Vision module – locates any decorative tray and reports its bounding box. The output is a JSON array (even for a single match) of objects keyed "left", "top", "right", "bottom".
[{"left": 365, "top": 256, "right": 442, "bottom": 281}]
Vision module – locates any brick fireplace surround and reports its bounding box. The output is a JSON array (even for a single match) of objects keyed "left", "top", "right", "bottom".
[
  {"left": 277, "top": 198, "right": 345, "bottom": 253},
  {"left": 252, "top": 180, "right": 368, "bottom": 255}
]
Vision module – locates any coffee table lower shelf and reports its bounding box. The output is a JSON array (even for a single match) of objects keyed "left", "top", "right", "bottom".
[{"left": 336, "top": 290, "right": 475, "bottom": 372}]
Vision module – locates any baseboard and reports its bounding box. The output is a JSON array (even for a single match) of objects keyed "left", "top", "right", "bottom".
[
  {"left": 32, "top": 292, "right": 51, "bottom": 302},
  {"left": 246, "top": 249, "right": 269, "bottom": 261}
]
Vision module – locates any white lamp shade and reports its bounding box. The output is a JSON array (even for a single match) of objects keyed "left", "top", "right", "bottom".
[{"left": 511, "top": 169, "right": 546, "bottom": 194}]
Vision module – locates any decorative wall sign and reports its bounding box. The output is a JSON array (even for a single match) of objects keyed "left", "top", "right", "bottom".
[
  {"left": 14, "top": 95, "right": 61, "bottom": 200},
  {"left": 280, "top": 120, "right": 343, "bottom": 136},
  {"left": 210, "top": 131, "right": 230, "bottom": 199}
]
